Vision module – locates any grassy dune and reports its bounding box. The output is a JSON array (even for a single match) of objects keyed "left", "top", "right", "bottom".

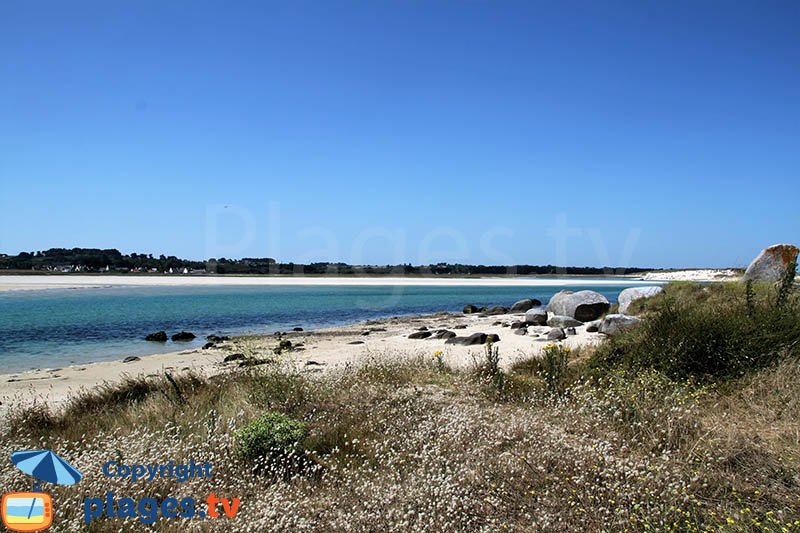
[{"left": 1, "top": 280, "right": 799, "bottom": 532}]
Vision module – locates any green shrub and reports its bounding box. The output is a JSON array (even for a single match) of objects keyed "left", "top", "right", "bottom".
[
  {"left": 235, "top": 410, "right": 308, "bottom": 461},
  {"left": 591, "top": 281, "right": 800, "bottom": 381}
]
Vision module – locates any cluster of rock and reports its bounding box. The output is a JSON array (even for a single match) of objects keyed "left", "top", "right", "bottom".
[{"left": 144, "top": 330, "right": 232, "bottom": 349}]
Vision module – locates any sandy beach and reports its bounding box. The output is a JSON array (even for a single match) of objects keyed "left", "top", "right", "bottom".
[
  {"left": 0, "top": 271, "right": 735, "bottom": 292},
  {"left": 0, "top": 309, "right": 603, "bottom": 413}
]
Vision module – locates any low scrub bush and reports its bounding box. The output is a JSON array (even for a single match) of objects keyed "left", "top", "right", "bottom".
[
  {"left": 592, "top": 277, "right": 800, "bottom": 381},
  {"left": 234, "top": 410, "right": 308, "bottom": 462}
]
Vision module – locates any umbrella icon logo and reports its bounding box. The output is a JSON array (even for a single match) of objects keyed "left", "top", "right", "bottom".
[{"left": 2, "top": 450, "right": 82, "bottom": 532}]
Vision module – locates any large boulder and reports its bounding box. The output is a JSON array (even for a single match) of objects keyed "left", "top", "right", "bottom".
[
  {"left": 743, "top": 244, "right": 799, "bottom": 283},
  {"left": 618, "top": 286, "right": 664, "bottom": 314},
  {"left": 546, "top": 290, "right": 610, "bottom": 322},
  {"left": 547, "top": 315, "right": 583, "bottom": 328},
  {"left": 510, "top": 298, "right": 542, "bottom": 312},
  {"left": 524, "top": 308, "right": 548, "bottom": 326},
  {"left": 599, "top": 314, "right": 642, "bottom": 336},
  {"left": 171, "top": 331, "right": 196, "bottom": 342}
]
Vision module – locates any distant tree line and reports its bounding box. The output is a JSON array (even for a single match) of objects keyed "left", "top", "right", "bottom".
[{"left": 0, "top": 248, "right": 653, "bottom": 276}]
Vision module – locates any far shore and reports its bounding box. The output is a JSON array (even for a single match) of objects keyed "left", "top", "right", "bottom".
[{"left": 0, "top": 270, "right": 737, "bottom": 292}]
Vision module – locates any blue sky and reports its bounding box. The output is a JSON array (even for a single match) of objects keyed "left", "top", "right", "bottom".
[{"left": 1, "top": 1, "right": 798, "bottom": 268}]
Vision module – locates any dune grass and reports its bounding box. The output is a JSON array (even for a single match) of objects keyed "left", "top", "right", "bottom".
[{"left": 1, "top": 280, "right": 799, "bottom": 531}]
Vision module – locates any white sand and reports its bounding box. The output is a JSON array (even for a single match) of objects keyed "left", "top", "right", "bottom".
[
  {"left": 0, "top": 274, "right": 658, "bottom": 292},
  {"left": 641, "top": 269, "right": 739, "bottom": 282},
  {"left": 0, "top": 311, "right": 602, "bottom": 414}
]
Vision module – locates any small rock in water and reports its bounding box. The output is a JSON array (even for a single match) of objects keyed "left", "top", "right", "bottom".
[
  {"left": 293, "top": 327, "right": 304, "bottom": 332},
  {"left": 145, "top": 331, "right": 167, "bottom": 342},
  {"left": 463, "top": 304, "right": 480, "bottom": 314},
  {"left": 171, "top": 331, "right": 196, "bottom": 342}
]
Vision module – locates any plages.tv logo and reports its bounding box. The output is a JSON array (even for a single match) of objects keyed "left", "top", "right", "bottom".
[{"left": 2, "top": 449, "right": 82, "bottom": 532}]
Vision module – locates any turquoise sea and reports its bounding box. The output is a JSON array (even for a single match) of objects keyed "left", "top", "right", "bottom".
[{"left": 0, "top": 280, "right": 655, "bottom": 372}]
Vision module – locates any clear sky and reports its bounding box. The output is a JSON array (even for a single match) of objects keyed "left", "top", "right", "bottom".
[{"left": 1, "top": 1, "right": 798, "bottom": 268}]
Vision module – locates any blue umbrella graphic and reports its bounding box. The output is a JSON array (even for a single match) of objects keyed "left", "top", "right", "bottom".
[{"left": 11, "top": 449, "right": 82, "bottom": 492}]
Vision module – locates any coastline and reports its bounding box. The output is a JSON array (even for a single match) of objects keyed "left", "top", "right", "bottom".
[
  {"left": 0, "top": 309, "right": 603, "bottom": 413},
  {"left": 0, "top": 270, "right": 735, "bottom": 292}
]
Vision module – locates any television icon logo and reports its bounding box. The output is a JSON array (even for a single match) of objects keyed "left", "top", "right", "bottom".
[{"left": 1, "top": 492, "right": 53, "bottom": 532}]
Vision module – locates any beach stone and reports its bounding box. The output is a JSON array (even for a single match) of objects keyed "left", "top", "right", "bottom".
[
  {"left": 433, "top": 330, "right": 456, "bottom": 339},
  {"left": 510, "top": 298, "right": 542, "bottom": 312},
  {"left": 206, "top": 334, "right": 230, "bottom": 342},
  {"left": 453, "top": 324, "right": 468, "bottom": 329},
  {"left": 599, "top": 314, "right": 642, "bottom": 336},
  {"left": 486, "top": 333, "right": 500, "bottom": 343},
  {"left": 547, "top": 315, "right": 582, "bottom": 328},
  {"left": 585, "top": 320, "right": 601, "bottom": 333},
  {"left": 484, "top": 306, "right": 509, "bottom": 315},
  {"left": 566, "top": 327, "right": 577, "bottom": 336},
  {"left": 445, "top": 332, "right": 488, "bottom": 346},
  {"left": 618, "top": 286, "right": 664, "bottom": 314},
  {"left": 463, "top": 304, "right": 480, "bottom": 314},
  {"left": 547, "top": 290, "right": 610, "bottom": 322},
  {"left": 408, "top": 331, "right": 433, "bottom": 339},
  {"left": 743, "top": 243, "right": 799, "bottom": 283},
  {"left": 293, "top": 327, "right": 304, "bottom": 332},
  {"left": 510, "top": 321, "right": 526, "bottom": 329},
  {"left": 123, "top": 356, "right": 141, "bottom": 363},
  {"left": 417, "top": 326, "right": 429, "bottom": 331},
  {"left": 202, "top": 342, "right": 215, "bottom": 349},
  {"left": 514, "top": 328, "right": 527, "bottom": 336},
  {"left": 223, "top": 353, "right": 246, "bottom": 362},
  {"left": 361, "top": 330, "right": 370, "bottom": 336},
  {"left": 348, "top": 340, "right": 365, "bottom": 345},
  {"left": 546, "top": 328, "right": 566, "bottom": 341},
  {"left": 145, "top": 331, "right": 167, "bottom": 342},
  {"left": 171, "top": 331, "right": 196, "bottom": 342},
  {"left": 524, "top": 308, "right": 548, "bottom": 326}
]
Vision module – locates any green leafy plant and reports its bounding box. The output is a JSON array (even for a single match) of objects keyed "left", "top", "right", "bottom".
[{"left": 234, "top": 410, "right": 308, "bottom": 462}]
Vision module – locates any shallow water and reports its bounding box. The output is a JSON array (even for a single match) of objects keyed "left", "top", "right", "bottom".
[{"left": 0, "top": 280, "right": 655, "bottom": 372}]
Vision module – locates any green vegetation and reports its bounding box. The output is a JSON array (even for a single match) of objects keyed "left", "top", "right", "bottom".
[
  {"left": 234, "top": 411, "right": 308, "bottom": 462},
  {"left": 592, "top": 272, "right": 800, "bottom": 380},
  {"left": 0, "top": 247, "right": 655, "bottom": 275},
  {"left": 1, "top": 279, "right": 799, "bottom": 531}
]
